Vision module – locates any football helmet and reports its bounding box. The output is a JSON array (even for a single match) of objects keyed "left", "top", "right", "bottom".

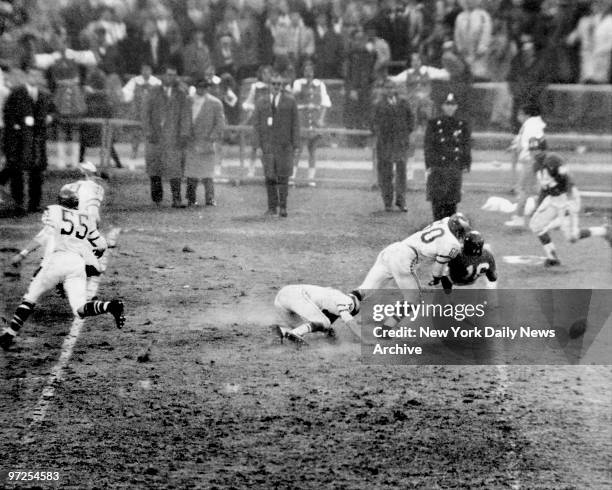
[
  {"left": 347, "top": 293, "right": 361, "bottom": 316},
  {"left": 463, "top": 231, "right": 484, "bottom": 256},
  {"left": 447, "top": 213, "right": 471, "bottom": 240},
  {"left": 58, "top": 185, "right": 79, "bottom": 209},
  {"left": 542, "top": 153, "right": 566, "bottom": 176}
]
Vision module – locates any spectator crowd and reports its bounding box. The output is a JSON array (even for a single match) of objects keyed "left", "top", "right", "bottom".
[{"left": 0, "top": 0, "right": 611, "bottom": 169}]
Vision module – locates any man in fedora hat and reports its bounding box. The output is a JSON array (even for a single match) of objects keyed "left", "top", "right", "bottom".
[{"left": 424, "top": 92, "right": 472, "bottom": 220}]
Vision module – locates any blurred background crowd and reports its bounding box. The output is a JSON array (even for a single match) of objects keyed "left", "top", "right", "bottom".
[{"left": 0, "top": 0, "right": 611, "bottom": 138}]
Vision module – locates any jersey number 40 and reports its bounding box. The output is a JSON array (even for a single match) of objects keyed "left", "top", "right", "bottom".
[{"left": 421, "top": 226, "right": 444, "bottom": 243}]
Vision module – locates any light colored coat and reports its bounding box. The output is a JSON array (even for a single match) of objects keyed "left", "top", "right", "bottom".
[
  {"left": 454, "top": 8, "right": 492, "bottom": 80},
  {"left": 184, "top": 93, "right": 226, "bottom": 179},
  {"left": 567, "top": 12, "right": 612, "bottom": 83}
]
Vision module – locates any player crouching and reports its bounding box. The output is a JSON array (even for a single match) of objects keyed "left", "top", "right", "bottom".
[
  {"left": 273, "top": 285, "right": 360, "bottom": 346},
  {"left": 0, "top": 187, "right": 124, "bottom": 351},
  {"left": 447, "top": 231, "right": 498, "bottom": 288},
  {"left": 529, "top": 152, "right": 611, "bottom": 267}
]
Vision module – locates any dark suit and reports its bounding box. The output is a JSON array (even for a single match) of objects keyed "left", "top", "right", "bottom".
[
  {"left": 424, "top": 115, "right": 471, "bottom": 220},
  {"left": 127, "top": 36, "right": 172, "bottom": 75},
  {"left": 372, "top": 96, "right": 414, "bottom": 209},
  {"left": 253, "top": 91, "right": 300, "bottom": 213},
  {"left": 374, "top": 11, "right": 411, "bottom": 66},
  {"left": 313, "top": 27, "right": 344, "bottom": 79},
  {"left": 3, "top": 85, "right": 53, "bottom": 213}
]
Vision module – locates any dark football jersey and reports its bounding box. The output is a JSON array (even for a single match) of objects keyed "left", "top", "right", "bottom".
[{"left": 448, "top": 248, "right": 497, "bottom": 285}]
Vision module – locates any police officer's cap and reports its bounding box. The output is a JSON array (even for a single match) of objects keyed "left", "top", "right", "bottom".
[{"left": 443, "top": 93, "right": 458, "bottom": 105}]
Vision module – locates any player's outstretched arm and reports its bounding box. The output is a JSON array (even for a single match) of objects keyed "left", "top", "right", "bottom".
[{"left": 10, "top": 226, "right": 52, "bottom": 266}]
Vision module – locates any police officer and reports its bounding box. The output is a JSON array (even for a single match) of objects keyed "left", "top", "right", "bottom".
[{"left": 424, "top": 93, "right": 472, "bottom": 220}]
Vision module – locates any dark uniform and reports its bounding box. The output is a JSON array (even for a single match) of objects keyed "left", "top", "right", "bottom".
[
  {"left": 448, "top": 247, "right": 497, "bottom": 286},
  {"left": 424, "top": 94, "right": 471, "bottom": 220}
]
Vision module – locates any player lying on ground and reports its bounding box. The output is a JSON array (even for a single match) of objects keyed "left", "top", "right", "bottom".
[
  {"left": 274, "top": 284, "right": 361, "bottom": 345},
  {"left": 351, "top": 213, "right": 471, "bottom": 329},
  {"left": 447, "top": 230, "right": 498, "bottom": 288},
  {"left": 0, "top": 186, "right": 125, "bottom": 351},
  {"left": 528, "top": 149, "right": 611, "bottom": 267}
]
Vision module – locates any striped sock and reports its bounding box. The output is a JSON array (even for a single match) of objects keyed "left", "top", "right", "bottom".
[
  {"left": 10, "top": 301, "right": 35, "bottom": 332},
  {"left": 81, "top": 301, "right": 110, "bottom": 318}
]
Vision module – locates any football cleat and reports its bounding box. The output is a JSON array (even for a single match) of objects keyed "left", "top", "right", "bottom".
[
  {"left": 108, "top": 300, "right": 125, "bottom": 329},
  {"left": 0, "top": 326, "right": 16, "bottom": 351},
  {"left": 544, "top": 258, "right": 561, "bottom": 267},
  {"left": 274, "top": 325, "right": 289, "bottom": 343},
  {"left": 325, "top": 328, "right": 338, "bottom": 343},
  {"left": 285, "top": 331, "right": 306, "bottom": 346}
]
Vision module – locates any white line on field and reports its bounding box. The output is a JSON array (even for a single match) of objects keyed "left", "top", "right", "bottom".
[{"left": 21, "top": 227, "right": 121, "bottom": 444}]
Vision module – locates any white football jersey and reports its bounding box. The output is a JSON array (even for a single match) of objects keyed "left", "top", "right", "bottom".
[
  {"left": 299, "top": 285, "right": 357, "bottom": 317},
  {"left": 39, "top": 205, "right": 106, "bottom": 268},
  {"left": 402, "top": 217, "right": 461, "bottom": 266}
]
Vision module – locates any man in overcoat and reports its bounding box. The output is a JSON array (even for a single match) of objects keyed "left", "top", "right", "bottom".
[
  {"left": 3, "top": 69, "right": 54, "bottom": 215},
  {"left": 184, "top": 78, "right": 226, "bottom": 207},
  {"left": 424, "top": 93, "right": 472, "bottom": 220},
  {"left": 252, "top": 72, "right": 300, "bottom": 218},
  {"left": 144, "top": 65, "right": 191, "bottom": 208}
]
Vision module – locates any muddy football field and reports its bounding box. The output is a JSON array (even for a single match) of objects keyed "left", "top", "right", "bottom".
[{"left": 1, "top": 172, "right": 611, "bottom": 489}]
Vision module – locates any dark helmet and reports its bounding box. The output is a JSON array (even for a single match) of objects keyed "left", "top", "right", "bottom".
[
  {"left": 58, "top": 185, "right": 79, "bottom": 209},
  {"left": 464, "top": 230, "right": 484, "bottom": 256},
  {"left": 542, "top": 153, "right": 566, "bottom": 176},
  {"left": 447, "top": 213, "right": 471, "bottom": 240}
]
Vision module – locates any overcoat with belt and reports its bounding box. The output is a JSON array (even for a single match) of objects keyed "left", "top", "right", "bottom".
[{"left": 184, "top": 93, "right": 226, "bottom": 179}]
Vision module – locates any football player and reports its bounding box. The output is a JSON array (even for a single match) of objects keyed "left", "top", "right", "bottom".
[
  {"left": 64, "top": 161, "right": 110, "bottom": 297},
  {"left": 351, "top": 213, "right": 470, "bottom": 329},
  {"left": 0, "top": 186, "right": 125, "bottom": 351},
  {"left": 274, "top": 284, "right": 360, "bottom": 345},
  {"left": 448, "top": 231, "right": 498, "bottom": 288},
  {"left": 528, "top": 151, "right": 611, "bottom": 266}
]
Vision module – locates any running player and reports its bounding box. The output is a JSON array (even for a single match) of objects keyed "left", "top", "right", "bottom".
[
  {"left": 0, "top": 186, "right": 124, "bottom": 350},
  {"left": 528, "top": 151, "right": 611, "bottom": 266}
]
